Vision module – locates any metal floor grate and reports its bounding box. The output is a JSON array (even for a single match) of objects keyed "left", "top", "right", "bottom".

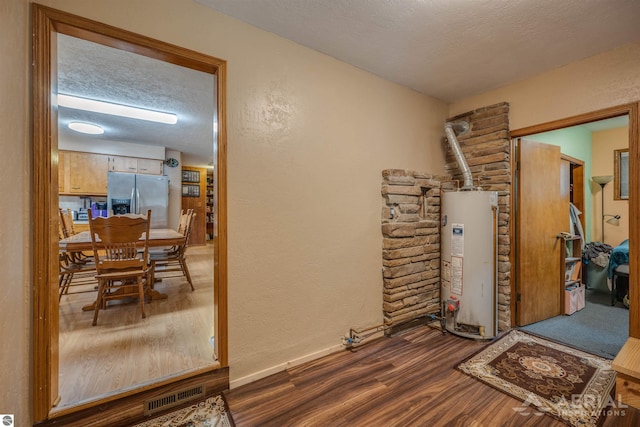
[{"left": 144, "top": 384, "right": 205, "bottom": 416}]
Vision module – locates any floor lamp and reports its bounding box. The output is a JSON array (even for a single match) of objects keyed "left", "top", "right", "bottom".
[{"left": 592, "top": 175, "right": 618, "bottom": 242}]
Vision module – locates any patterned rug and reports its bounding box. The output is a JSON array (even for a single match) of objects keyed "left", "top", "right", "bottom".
[
  {"left": 133, "top": 394, "right": 234, "bottom": 427},
  {"left": 457, "top": 330, "right": 616, "bottom": 427}
]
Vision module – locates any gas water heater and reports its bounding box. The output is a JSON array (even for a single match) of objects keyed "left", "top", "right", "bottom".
[{"left": 440, "top": 190, "right": 498, "bottom": 339}]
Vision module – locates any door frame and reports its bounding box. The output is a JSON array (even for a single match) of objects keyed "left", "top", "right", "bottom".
[
  {"left": 32, "top": 4, "right": 228, "bottom": 423},
  {"left": 509, "top": 102, "right": 639, "bottom": 338}
]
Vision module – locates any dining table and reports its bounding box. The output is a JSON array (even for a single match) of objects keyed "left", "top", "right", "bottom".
[
  {"left": 59, "top": 228, "right": 186, "bottom": 252},
  {"left": 59, "top": 228, "right": 186, "bottom": 311}
]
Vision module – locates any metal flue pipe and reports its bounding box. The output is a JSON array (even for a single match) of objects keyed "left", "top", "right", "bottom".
[{"left": 444, "top": 120, "right": 474, "bottom": 190}]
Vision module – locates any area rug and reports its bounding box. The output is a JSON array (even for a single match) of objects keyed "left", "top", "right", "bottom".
[
  {"left": 457, "top": 330, "right": 616, "bottom": 427},
  {"left": 133, "top": 394, "right": 234, "bottom": 427}
]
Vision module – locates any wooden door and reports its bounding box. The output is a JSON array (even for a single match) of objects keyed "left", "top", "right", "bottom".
[{"left": 516, "top": 139, "right": 567, "bottom": 325}]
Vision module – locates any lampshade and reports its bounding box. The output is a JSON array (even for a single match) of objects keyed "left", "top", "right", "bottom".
[
  {"left": 592, "top": 175, "right": 613, "bottom": 185},
  {"left": 605, "top": 214, "right": 621, "bottom": 226}
]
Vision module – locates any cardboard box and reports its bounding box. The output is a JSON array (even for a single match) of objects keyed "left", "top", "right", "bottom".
[{"left": 564, "top": 283, "right": 585, "bottom": 315}]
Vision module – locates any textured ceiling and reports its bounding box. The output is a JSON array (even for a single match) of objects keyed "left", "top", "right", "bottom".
[
  {"left": 57, "top": 34, "right": 216, "bottom": 166},
  {"left": 58, "top": 1, "right": 638, "bottom": 159},
  {"left": 196, "top": 0, "right": 640, "bottom": 102}
]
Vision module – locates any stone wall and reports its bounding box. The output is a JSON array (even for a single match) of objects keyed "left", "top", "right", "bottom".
[
  {"left": 445, "top": 102, "right": 512, "bottom": 330},
  {"left": 380, "top": 102, "right": 511, "bottom": 331},
  {"left": 381, "top": 170, "right": 443, "bottom": 325}
]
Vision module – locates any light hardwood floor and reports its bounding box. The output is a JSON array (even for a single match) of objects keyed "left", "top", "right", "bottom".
[
  {"left": 225, "top": 326, "right": 640, "bottom": 426},
  {"left": 58, "top": 243, "right": 215, "bottom": 408}
]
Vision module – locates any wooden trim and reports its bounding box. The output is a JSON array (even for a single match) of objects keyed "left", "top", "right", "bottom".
[
  {"left": 32, "top": 4, "right": 229, "bottom": 423},
  {"left": 32, "top": 4, "right": 59, "bottom": 419},
  {"left": 42, "top": 368, "right": 229, "bottom": 426},
  {"left": 559, "top": 155, "right": 585, "bottom": 233},
  {"left": 214, "top": 60, "right": 229, "bottom": 367},
  {"left": 510, "top": 102, "right": 639, "bottom": 338},
  {"left": 35, "top": 5, "right": 220, "bottom": 74},
  {"left": 509, "top": 138, "right": 517, "bottom": 327},
  {"left": 560, "top": 153, "right": 585, "bottom": 165},
  {"left": 510, "top": 103, "right": 637, "bottom": 138},
  {"left": 629, "top": 103, "right": 639, "bottom": 338}
]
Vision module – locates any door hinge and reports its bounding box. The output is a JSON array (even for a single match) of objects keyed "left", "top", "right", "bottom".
[{"left": 516, "top": 293, "right": 521, "bottom": 302}]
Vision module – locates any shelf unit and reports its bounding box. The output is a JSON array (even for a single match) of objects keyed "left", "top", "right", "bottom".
[
  {"left": 206, "top": 172, "right": 214, "bottom": 241},
  {"left": 180, "top": 166, "right": 206, "bottom": 246},
  {"left": 561, "top": 234, "right": 584, "bottom": 315}
]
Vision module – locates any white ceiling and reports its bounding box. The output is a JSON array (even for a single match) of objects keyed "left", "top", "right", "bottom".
[
  {"left": 196, "top": 0, "right": 640, "bottom": 102},
  {"left": 58, "top": 1, "right": 639, "bottom": 160},
  {"left": 57, "top": 34, "right": 216, "bottom": 167}
]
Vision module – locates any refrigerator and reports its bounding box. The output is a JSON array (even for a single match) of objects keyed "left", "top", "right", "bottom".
[{"left": 107, "top": 172, "right": 169, "bottom": 228}]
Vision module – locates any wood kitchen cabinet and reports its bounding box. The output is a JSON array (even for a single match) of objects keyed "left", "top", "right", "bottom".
[
  {"left": 108, "top": 155, "right": 163, "bottom": 175},
  {"left": 108, "top": 155, "right": 137, "bottom": 173},
  {"left": 58, "top": 151, "right": 163, "bottom": 196},
  {"left": 63, "top": 151, "right": 109, "bottom": 195},
  {"left": 58, "top": 150, "right": 66, "bottom": 193}
]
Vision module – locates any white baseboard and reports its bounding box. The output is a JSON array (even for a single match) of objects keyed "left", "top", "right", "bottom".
[{"left": 229, "top": 343, "right": 345, "bottom": 389}]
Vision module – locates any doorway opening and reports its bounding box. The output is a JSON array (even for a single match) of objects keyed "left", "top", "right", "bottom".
[
  {"left": 32, "top": 5, "right": 228, "bottom": 424},
  {"left": 512, "top": 106, "right": 636, "bottom": 359}
]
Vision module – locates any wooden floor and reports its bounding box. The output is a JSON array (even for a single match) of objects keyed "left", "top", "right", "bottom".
[
  {"left": 58, "top": 243, "right": 216, "bottom": 408},
  {"left": 225, "top": 326, "right": 640, "bottom": 427}
]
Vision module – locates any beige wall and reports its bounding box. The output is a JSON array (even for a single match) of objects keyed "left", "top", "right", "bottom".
[
  {"left": 450, "top": 42, "right": 640, "bottom": 130},
  {"left": 23, "top": 0, "right": 449, "bottom": 407},
  {"left": 591, "top": 127, "right": 629, "bottom": 247},
  {"left": 0, "top": 0, "right": 30, "bottom": 424},
  {"left": 8, "top": 1, "right": 640, "bottom": 423}
]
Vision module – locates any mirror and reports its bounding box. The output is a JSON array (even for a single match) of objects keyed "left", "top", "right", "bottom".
[
  {"left": 33, "top": 5, "right": 228, "bottom": 422},
  {"left": 56, "top": 33, "right": 217, "bottom": 407}
]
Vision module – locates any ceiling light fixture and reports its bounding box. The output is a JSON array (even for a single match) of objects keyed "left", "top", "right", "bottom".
[
  {"left": 68, "top": 122, "right": 104, "bottom": 135},
  {"left": 58, "top": 94, "right": 178, "bottom": 124}
]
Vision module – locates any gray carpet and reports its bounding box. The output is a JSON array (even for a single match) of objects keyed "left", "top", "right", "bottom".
[{"left": 519, "top": 289, "right": 628, "bottom": 359}]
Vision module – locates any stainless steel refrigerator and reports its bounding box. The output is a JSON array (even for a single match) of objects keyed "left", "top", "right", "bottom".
[{"left": 107, "top": 172, "right": 169, "bottom": 228}]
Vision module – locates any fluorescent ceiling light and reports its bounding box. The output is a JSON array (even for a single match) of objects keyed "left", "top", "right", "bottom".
[
  {"left": 58, "top": 94, "right": 178, "bottom": 124},
  {"left": 68, "top": 122, "right": 104, "bottom": 135}
]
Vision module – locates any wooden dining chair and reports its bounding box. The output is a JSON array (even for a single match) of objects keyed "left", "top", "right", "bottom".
[
  {"left": 58, "top": 250, "right": 97, "bottom": 300},
  {"left": 88, "top": 209, "right": 152, "bottom": 326},
  {"left": 58, "top": 210, "right": 96, "bottom": 300},
  {"left": 59, "top": 208, "right": 76, "bottom": 238},
  {"left": 149, "top": 209, "right": 195, "bottom": 291},
  {"left": 59, "top": 208, "right": 94, "bottom": 263},
  {"left": 177, "top": 208, "right": 194, "bottom": 235}
]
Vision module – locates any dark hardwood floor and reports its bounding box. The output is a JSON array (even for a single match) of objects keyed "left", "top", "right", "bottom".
[{"left": 225, "top": 325, "right": 639, "bottom": 426}]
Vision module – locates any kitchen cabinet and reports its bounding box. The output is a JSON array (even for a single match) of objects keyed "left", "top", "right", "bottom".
[
  {"left": 63, "top": 151, "right": 109, "bottom": 195},
  {"left": 59, "top": 151, "right": 163, "bottom": 196},
  {"left": 108, "top": 155, "right": 137, "bottom": 173},
  {"left": 58, "top": 150, "right": 66, "bottom": 193},
  {"left": 108, "top": 155, "right": 163, "bottom": 175},
  {"left": 137, "top": 158, "right": 164, "bottom": 174}
]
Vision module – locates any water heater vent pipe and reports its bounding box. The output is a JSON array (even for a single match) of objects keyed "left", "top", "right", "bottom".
[{"left": 444, "top": 120, "right": 474, "bottom": 190}]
